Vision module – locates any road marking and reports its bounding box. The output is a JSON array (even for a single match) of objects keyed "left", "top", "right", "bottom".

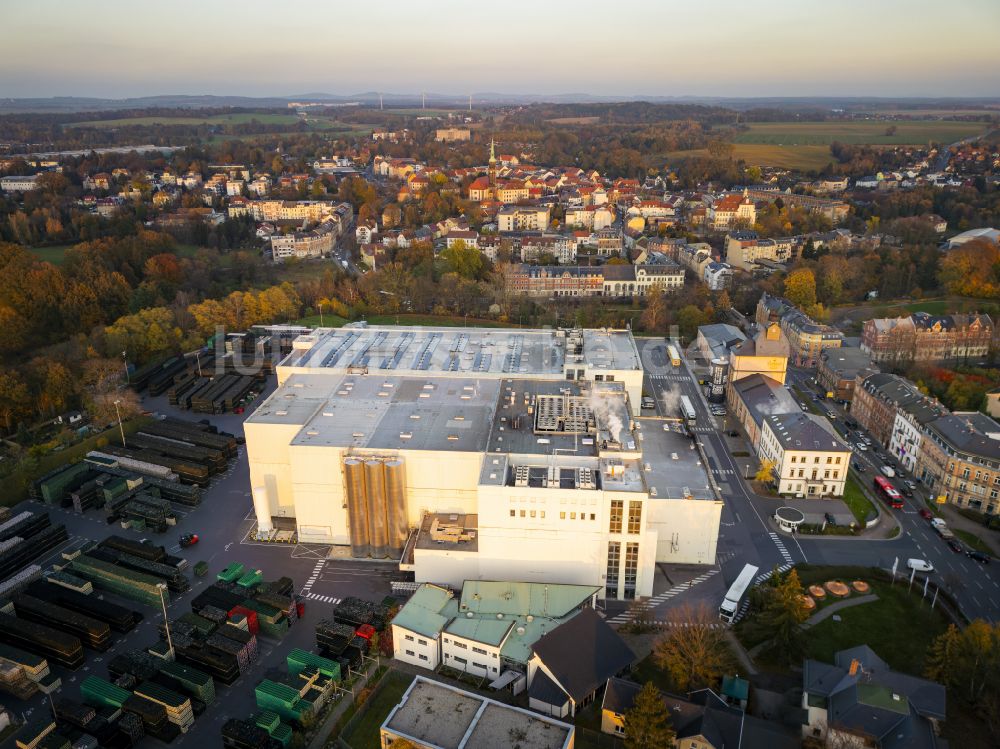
[{"left": 607, "top": 570, "right": 719, "bottom": 624}]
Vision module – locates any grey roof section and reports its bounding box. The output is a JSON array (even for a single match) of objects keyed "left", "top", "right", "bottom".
[
  {"left": 820, "top": 347, "right": 876, "bottom": 379},
  {"left": 699, "top": 324, "right": 747, "bottom": 360},
  {"left": 530, "top": 608, "right": 635, "bottom": 703},
  {"left": 600, "top": 677, "right": 642, "bottom": 715},
  {"left": 926, "top": 413, "right": 1000, "bottom": 461},
  {"left": 803, "top": 645, "right": 947, "bottom": 749},
  {"left": 859, "top": 373, "right": 924, "bottom": 408},
  {"left": 732, "top": 323, "right": 791, "bottom": 359},
  {"left": 764, "top": 412, "right": 851, "bottom": 452},
  {"left": 528, "top": 669, "right": 569, "bottom": 707},
  {"left": 732, "top": 374, "right": 799, "bottom": 428}
]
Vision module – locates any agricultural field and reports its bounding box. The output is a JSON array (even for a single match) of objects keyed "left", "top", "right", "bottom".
[
  {"left": 69, "top": 112, "right": 302, "bottom": 128},
  {"left": 666, "top": 143, "right": 834, "bottom": 171},
  {"left": 733, "top": 120, "right": 988, "bottom": 146},
  {"left": 546, "top": 116, "right": 601, "bottom": 125}
]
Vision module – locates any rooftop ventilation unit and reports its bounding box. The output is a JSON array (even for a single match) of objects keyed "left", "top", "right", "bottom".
[{"left": 514, "top": 466, "right": 530, "bottom": 487}]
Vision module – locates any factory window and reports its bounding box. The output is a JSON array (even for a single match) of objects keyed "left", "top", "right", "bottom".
[
  {"left": 406, "top": 650, "right": 415, "bottom": 657},
  {"left": 606, "top": 542, "right": 621, "bottom": 598},
  {"left": 530, "top": 510, "right": 536, "bottom": 518},
  {"left": 419, "top": 654, "right": 428, "bottom": 661},
  {"left": 405, "top": 635, "right": 414, "bottom": 642},
  {"left": 418, "top": 639, "right": 427, "bottom": 645},
  {"left": 609, "top": 500, "right": 623, "bottom": 534},
  {"left": 591, "top": 513, "right": 596, "bottom": 520},
  {"left": 571, "top": 512, "right": 577, "bottom": 520},
  {"left": 623, "top": 542, "right": 639, "bottom": 599},
  {"left": 790, "top": 456, "right": 796, "bottom": 463},
  {"left": 814, "top": 457, "right": 820, "bottom": 464},
  {"left": 606, "top": 375, "right": 615, "bottom": 382},
  {"left": 453, "top": 641, "right": 468, "bottom": 649},
  {"left": 510, "top": 510, "right": 515, "bottom": 517},
  {"left": 627, "top": 502, "right": 642, "bottom": 534},
  {"left": 824, "top": 471, "right": 830, "bottom": 479},
  {"left": 472, "top": 647, "right": 488, "bottom": 655},
  {"left": 595, "top": 375, "right": 604, "bottom": 381},
  {"left": 835, "top": 457, "right": 842, "bottom": 464},
  {"left": 520, "top": 510, "right": 526, "bottom": 517},
  {"left": 453, "top": 656, "right": 467, "bottom": 665},
  {"left": 560, "top": 512, "right": 566, "bottom": 520},
  {"left": 827, "top": 456, "right": 832, "bottom": 464},
  {"left": 832, "top": 471, "right": 839, "bottom": 479},
  {"left": 540, "top": 511, "right": 546, "bottom": 518},
  {"left": 566, "top": 372, "right": 574, "bottom": 380}
]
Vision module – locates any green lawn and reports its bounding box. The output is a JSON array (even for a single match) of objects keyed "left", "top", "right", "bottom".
[
  {"left": 953, "top": 528, "right": 993, "bottom": 555},
  {"left": 842, "top": 475, "right": 877, "bottom": 525},
  {"left": 666, "top": 144, "right": 834, "bottom": 172},
  {"left": 340, "top": 671, "right": 414, "bottom": 749},
  {"left": 803, "top": 579, "right": 949, "bottom": 673},
  {"left": 69, "top": 112, "right": 301, "bottom": 128},
  {"left": 29, "top": 245, "right": 73, "bottom": 265},
  {"left": 733, "top": 120, "right": 987, "bottom": 146}
]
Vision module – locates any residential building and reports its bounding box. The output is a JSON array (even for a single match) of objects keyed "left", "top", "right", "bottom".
[
  {"left": 246, "top": 199, "right": 350, "bottom": 224},
  {"left": 601, "top": 678, "right": 800, "bottom": 748},
  {"left": 745, "top": 188, "right": 850, "bottom": 223},
  {"left": 919, "top": 412, "right": 1000, "bottom": 515},
  {"left": 677, "top": 243, "right": 713, "bottom": 278},
  {"left": 527, "top": 608, "right": 635, "bottom": 718},
  {"left": 435, "top": 127, "right": 471, "bottom": 142},
  {"left": 802, "top": 646, "right": 946, "bottom": 749},
  {"left": 602, "top": 264, "right": 684, "bottom": 298},
  {"left": 519, "top": 234, "right": 576, "bottom": 264},
  {"left": 725, "top": 231, "right": 791, "bottom": 271},
  {"left": 565, "top": 205, "right": 614, "bottom": 231},
  {"left": 510, "top": 265, "right": 605, "bottom": 297},
  {"left": 269, "top": 218, "right": 341, "bottom": 261},
  {"left": 446, "top": 229, "right": 479, "bottom": 250},
  {"left": 759, "top": 412, "right": 852, "bottom": 497},
  {"left": 381, "top": 676, "right": 574, "bottom": 749},
  {"left": 704, "top": 261, "right": 734, "bottom": 290},
  {"left": 889, "top": 394, "right": 948, "bottom": 474},
  {"left": 696, "top": 324, "right": 747, "bottom": 364},
  {"left": 0, "top": 175, "right": 40, "bottom": 192},
  {"left": 851, "top": 373, "right": 927, "bottom": 448},
  {"left": 757, "top": 294, "right": 843, "bottom": 367},
  {"left": 860, "top": 313, "right": 994, "bottom": 365},
  {"left": 817, "top": 348, "right": 878, "bottom": 402},
  {"left": 708, "top": 191, "right": 756, "bottom": 231},
  {"left": 355, "top": 220, "right": 377, "bottom": 245},
  {"left": 245, "top": 326, "right": 722, "bottom": 599},
  {"left": 498, "top": 205, "right": 551, "bottom": 233},
  {"left": 986, "top": 388, "right": 1000, "bottom": 419}
]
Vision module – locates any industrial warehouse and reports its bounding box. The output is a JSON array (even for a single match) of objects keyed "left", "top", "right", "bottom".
[{"left": 245, "top": 325, "right": 721, "bottom": 600}]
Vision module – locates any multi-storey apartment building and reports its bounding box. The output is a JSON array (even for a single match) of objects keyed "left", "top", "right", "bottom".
[
  {"left": 744, "top": 188, "right": 850, "bottom": 223},
  {"left": 888, "top": 395, "right": 948, "bottom": 474},
  {"left": 756, "top": 293, "right": 843, "bottom": 367},
  {"left": 817, "top": 348, "right": 877, "bottom": 402},
  {"left": 860, "top": 313, "right": 994, "bottom": 366},
  {"left": 759, "top": 412, "right": 852, "bottom": 497},
  {"left": 247, "top": 199, "right": 350, "bottom": 224},
  {"left": 851, "top": 373, "right": 926, "bottom": 448},
  {"left": 498, "top": 205, "right": 551, "bottom": 233},
  {"left": 725, "top": 231, "right": 791, "bottom": 271},
  {"left": 919, "top": 412, "right": 1000, "bottom": 515},
  {"left": 708, "top": 192, "right": 756, "bottom": 231}
]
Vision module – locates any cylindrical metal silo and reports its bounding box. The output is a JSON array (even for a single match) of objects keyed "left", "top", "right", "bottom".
[
  {"left": 365, "top": 459, "right": 389, "bottom": 558},
  {"left": 344, "top": 458, "right": 370, "bottom": 557},
  {"left": 383, "top": 458, "right": 408, "bottom": 557},
  {"left": 251, "top": 486, "right": 273, "bottom": 537}
]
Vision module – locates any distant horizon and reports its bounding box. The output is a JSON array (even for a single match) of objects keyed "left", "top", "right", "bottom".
[{"left": 4, "top": 0, "right": 999, "bottom": 100}]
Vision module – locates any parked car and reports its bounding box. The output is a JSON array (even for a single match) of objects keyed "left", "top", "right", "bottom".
[
  {"left": 728, "top": 430, "right": 739, "bottom": 437},
  {"left": 855, "top": 442, "right": 868, "bottom": 452},
  {"left": 902, "top": 488, "right": 914, "bottom": 498},
  {"left": 906, "top": 559, "right": 934, "bottom": 572},
  {"left": 880, "top": 465, "right": 896, "bottom": 478},
  {"left": 852, "top": 461, "right": 866, "bottom": 472},
  {"left": 904, "top": 480, "right": 917, "bottom": 490},
  {"left": 800, "top": 403, "right": 808, "bottom": 411},
  {"left": 180, "top": 533, "right": 199, "bottom": 548},
  {"left": 946, "top": 539, "right": 964, "bottom": 553},
  {"left": 967, "top": 550, "right": 991, "bottom": 564},
  {"left": 641, "top": 397, "right": 655, "bottom": 409},
  {"left": 824, "top": 512, "right": 837, "bottom": 526},
  {"left": 919, "top": 508, "right": 933, "bottom": 520}
]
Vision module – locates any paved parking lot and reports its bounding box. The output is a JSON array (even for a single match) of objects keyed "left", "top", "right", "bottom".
[{"left": 5, "top": 376, "right": 402, "bottom": 746}]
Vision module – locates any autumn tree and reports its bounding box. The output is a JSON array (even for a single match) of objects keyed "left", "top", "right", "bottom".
[
  {"left": 939, "top": 239, "right": 1000, "bottom": 298},
  {"left": 925, "top": 620, "right": 1000, "bottom": 730},
  {"left": 674, "top": 304, "right": 707, "bottom": 342},
  {"left": 755, "top": 459, "right": 776, "bottom": 484},
  {"left": 641, "top": 283, "right": 668, "bottom": 333},
  {"left": 438, "top": 240, "right": 484, "bottom": 280},
  {"left": 652, "top": 603, "right": 737, "bottom": 691},
  {"left": 752, "top": 568, "right": 809, "bottom": 665},
  {"left": 622, "top": 682, "right": 676, "bottom": 749},
  {"left": 784, "top": 268, "right": 817, "bottom": 308},
  {"left": 0, "top": 371, "right": 30, "bottom": 433}
]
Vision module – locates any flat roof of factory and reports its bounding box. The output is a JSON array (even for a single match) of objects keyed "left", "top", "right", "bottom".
[{"left": 278, "top": 324, "right": 642, "bottom": 377}]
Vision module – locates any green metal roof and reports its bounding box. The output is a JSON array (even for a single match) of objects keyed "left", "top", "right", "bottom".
[
  {"left": 444, "top": 616, "right": 512, "bottom": 646},
  {"left": 390, "top": 584, "right": 454, "bottom": 639},
  {"left": 722, "top": 675, "right": 749, "bottom": 701},
  {"left": 458, "top": 581, "right": 599, "bottom": 618}
]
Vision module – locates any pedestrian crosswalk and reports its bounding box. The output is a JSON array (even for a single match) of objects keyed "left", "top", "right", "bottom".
[
  {"left": 769, "top": 532, "right": 794, "bottom": 564},
  {"left": 712, "top": 468, "right": 737, "bottom": 476},
  {"left": 690, "top": 426, "right": 715, "bottom": 433},
  {"left": 651, "top": 621, "right": 725, "bottom": 630},
  {"left": 305, "top": 592, "right": 342, "bottom": 605},
  {"left": 650, "top": 374, "right": 692, "bottom": 383},
  {"left": 607, "top": 569, "right": 719, "bottom": 624},
  {"left": 733, "top": 562, "right": 794, "bottom": 623},
  {"left": 300, "top": 559, "right": 326, "bottom": 596}
]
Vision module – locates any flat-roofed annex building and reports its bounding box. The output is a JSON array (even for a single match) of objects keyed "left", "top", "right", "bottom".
[{"left": 245, "top": 325, "right": 721, "bottom": 600}]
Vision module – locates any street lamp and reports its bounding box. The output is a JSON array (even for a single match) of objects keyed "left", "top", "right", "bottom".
[
  {"left": 122, "top": 351, "right": 129, "bottom": 384},
  {"left": 318, "top": 301, "right": 324, "bottom": 328},
  {"left": 157, "top": 583, "right": 175, "bottom": 660},
  {"left": 113, "top": 399, "right": 126, "bottom": 448}
]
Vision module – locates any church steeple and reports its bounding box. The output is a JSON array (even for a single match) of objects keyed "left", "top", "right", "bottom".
[{"left": 488, "top": 137, "right": 498, "bottom": 191}]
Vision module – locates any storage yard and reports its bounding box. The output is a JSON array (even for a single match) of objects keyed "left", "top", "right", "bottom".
[{"left": 0, "top": 368, "right": 405, "bottom": 749}]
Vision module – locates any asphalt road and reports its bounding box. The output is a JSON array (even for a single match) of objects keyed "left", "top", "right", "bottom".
[
  {"left": 633, "top": 338, "right": 1000, "bottom": 623},
  {"left": 5, "top": 378, "right": 401, "bottom": 747}
]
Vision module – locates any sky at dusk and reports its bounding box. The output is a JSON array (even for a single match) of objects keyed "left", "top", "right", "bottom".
[{"left": 3, "top": 0, "right": 999, "bottom": 99}]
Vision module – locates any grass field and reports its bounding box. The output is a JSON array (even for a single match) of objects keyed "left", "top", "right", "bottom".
[
  {"left": 842, "top": 475, "right": 878, "bottom": 525},
  {"left": 734, "top": 120, "right": 987, "bottom": 146},
  {"left": 69, "top": 112, "right": 301, "bottom": 128},
  {"left": 953, "top": 528, "right": 993, "bottom": 555},
  {"left": 666, "top": 144, "right": 834, "bottom": 171},
  {"left": 29, "top": 245, "right": 73, "bottom": 265},
  {"left": 340, "top": 671, "right": 414, "bottom": 749},
  {"left": 547, "top": 116, "right": 601, "bottom": 125}
]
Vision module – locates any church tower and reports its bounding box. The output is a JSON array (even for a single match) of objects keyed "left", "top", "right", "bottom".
[{"left": 488, "top": 137, "right": 498, "bottom": 195}]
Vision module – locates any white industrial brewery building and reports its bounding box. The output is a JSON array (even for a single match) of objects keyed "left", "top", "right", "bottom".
[{"left": 245, "top": 324, "right": 721, "bottom": 600}]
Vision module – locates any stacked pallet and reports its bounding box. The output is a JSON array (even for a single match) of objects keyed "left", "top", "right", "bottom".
[
  {"left": 0, "top": 642, "right": 48, "bottom": 699},
  {"left": 157, "top": 660, "right": 216, "bottom": 706},
  {"left": 134, "top": 680, "right": 194, "bottom": 732},
  {"left": 217, "top": 563, "right": 245, "bottom": 583},
  {"left": 286, "top": 649, "right": 341, "bottom": 682},
  {"left": 0, "top": 565, "right": 43, "bottom": 599},
  {"left": 254, "top": 712, "right": 292, "bottom": 748},
  {"left": 69, "top": 554, "right": 169, "bottom": 608},
  {"left": 43, "top": 570, "right": 92, "bottom": 594},
  {"left": 108, "top": 651, "right": 161, "bottom": 683},
  {"left": 80, "top": 676, "right": 130, "bottom": 710},
  {"left": 27, "top": 581, "right": 139, "bottom": 633},
  {"left": 0, "top": 613, "right": 83, "bottom": 669},
  {"left": 254, "top": 680, "right": 314, "bottom": 728},
  {"left": 123, "top": 692, "right": 179, "bottom": 743},
  {"left": 12, "top": 594, "right": 112, "bottom": 651},
  {"left": 222, "top": 718, "right": 281, "bottom": 749}
]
